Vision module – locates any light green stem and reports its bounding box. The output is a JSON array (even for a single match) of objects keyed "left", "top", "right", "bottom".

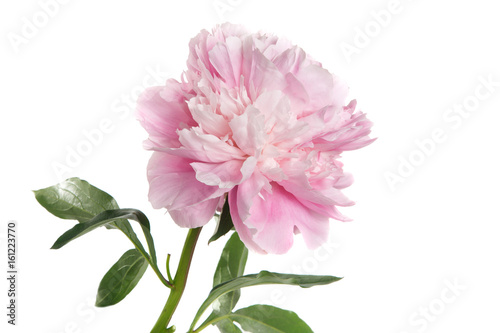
[
  {"left": 120, "top": 229, "right": 173, "bottom": 288},
  {"left": 150, "top": 227, "right": 202, "bottom": 333}
]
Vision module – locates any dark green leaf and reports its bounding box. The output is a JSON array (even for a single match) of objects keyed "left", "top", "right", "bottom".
[
  {"left": 34, "top": 177, "right": 120, "bottom": 228},
  {"left": 50, "top": 209, "right": 156, "bottom": 264},
  {"left": 189, "top": 271, "right": 342, "bottom": 331},
  {"left": 229, "top": 305, "right": 313, "bottom": 333},
  {"left": 207, "top": 232, "right": 248, "bottom": 332},
  {"left": 209, "top": 199, "right": 234, "bottom": 244},
  {"left": 213, "top": 232, "right": 248, "bottom": 296},
  {"left": 214, "top": 319, "right": 242, "bottom": 333},
  {"left": 35, "top": 179, "right": 157, "bottom": 265},
  {"left": 95, "top": 249, "right": 148, "bottom": 307},
  {"left": 36, "top": 179, "right": 169, "bottom": 286},
  {"left": 113, "top": 219, "right": 149, "bottom": 260}
]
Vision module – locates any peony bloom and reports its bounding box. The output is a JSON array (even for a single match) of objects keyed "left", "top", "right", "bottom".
[{"left": 137, "top": 23, "right": 374, "bottom": 254}]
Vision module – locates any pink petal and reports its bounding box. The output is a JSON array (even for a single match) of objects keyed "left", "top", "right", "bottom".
[
  {"left": 292, "top": 213, "right": 330, "bottom": 249},
  {"left": 297, "top": 199, "right": 352, "bottom": 222},
  {"left": 225, "top": 36, "right": 244, "bottom": 85},
  {"left": 283, "top": 73, "right": 310, "bottom": 116},
  {"left": 209, "top": 42, "right": 237, "bottom": 87},
  {"left": 147, "top": 152, "right": 224, "bottom": 212},
  {"left": 191, "top": 159, "right": 245, "bottom": 189},
  {"left": 272, "top": 46, "right": 305, "bottom": 74},
  {"left": 188, "top": 97, "right": 230, "bottom": 138},
  {"left": 234, "top": 172, "right": 270, "bottom": 222},
  {"left": 294, "top": 65, "right": 335, "bottom": 111},
  {"left": 313, "top": 110, "right": 375, "bottom": 151},
  {"left": 228, "top": 188, "right": 266, "bottom": 254},
  {"left": 252, "top": 91, "right": 308, "bottom": 145},
  {"left": 191, "top": 156, "right": 256, "bottom": 190},
  {"left": 331, "top": 172, "right": 354, "bottom": 189},
  {"left": 241, "top": 45, "right": 286, "bottom": 101},
  {"left": 283, "top": 179, "right": 354, "bottom": 207},
  {"left": 169, "top": 197, "right": 221, "bottom": 228},
  {"left": 136, "top": 83, "right": 195, "bottom": 149},
  {"left": 187, "top": 29, "right": 213, "bottom": 75},
  {"left": 240, "top": 182, "right": 331, "bottom": 254},
  {"left": 172, "top": 127, "right": 245, "bottom": 163},
  {"left": 229, "top": 106, "right": 266, "bottom": 156}
]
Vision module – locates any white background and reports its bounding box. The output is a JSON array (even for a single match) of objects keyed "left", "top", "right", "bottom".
[{"left": 1, "top": 0, "right": 499, "bottom": 332}]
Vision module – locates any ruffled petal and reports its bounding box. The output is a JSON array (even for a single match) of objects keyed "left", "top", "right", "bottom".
[
  {"left": 191, "top": 159, "right": 245, "bottom": 189},
  {"left": 147, "top": 152, "right": 224, "bottom": 212},
  {"left": 294, "top": 65, "right": 335, "bottom": 111},
  {"left": 229, "top": 106, "right": 267, "bottom": 156},
  {"left": 209, "top": 42, "right": 238, "bottom": 88},
  {"left": 236, "top": 182, "right": 332, "bottom": 254},
  {"left": 136, "top": 82, "right": 195, "bottom": 150},
  {"left": 188, "top": 96, "right": 230, "bottom": 138},
  {"left": 228, "top": 187, "right": 266, "bottom": 254},
  {"left": 241, "top": 44, "right": 286, "bottom": 101},
  {"left": 280, "top": 175, "right": 355, "bottom": 207},
  {"left": 169, "top": 197, "right": 221, "bottom": 228},
  {"left": 172, "top": 127, "right": 246, "bottom": 162}
]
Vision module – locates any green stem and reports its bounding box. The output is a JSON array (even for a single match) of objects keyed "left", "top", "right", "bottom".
[
  {"left": 143, "top": 247, "right": 173, "bottom": 288},
  {"left": 150, "top": 227, "right": 202, "bottom": 333},
  {"left": 166, "top": 253, "right": 174, "bottom": 283},
  {"left": 120, "top": 229, "right": 173, "bottom": 288}
]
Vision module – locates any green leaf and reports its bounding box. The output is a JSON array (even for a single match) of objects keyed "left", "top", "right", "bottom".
[
  {"left": 198, "top": 305, "right": 313, "bottom": 333},
  {"left": 208, "top": 232, "right": 248, "bottom": 332},
  {"left": 95, "top": 249, "right": 148, "bottom": 307},
  {"left": 34, "top": 177, "right": 120, "bottom": 228},
  {"left": 209, "top": 199, "right": 234, "bottom": 244},
  {"left": 36, "top": 179, "right": 170, "bottom": 287},
  {"left": 113, "top": 219, "right": 150, "bottom": 261},
  {"left": 212, "top": 232, "right": 248, "bottom": 306},
  {"left": 189, "top": 271, "right": 342, "bottom": 331},
  {"left": 35, "top": 178, "right": 157, "bottom": 265},
  {"left": 51, "top": 209, "right": 156, "bottom": 263},
  {"left": 229, "top": 305, "right": 313, "bottom": 333},
  {"left": 214, "top": 319, "right": 242, "bottom": 333}
]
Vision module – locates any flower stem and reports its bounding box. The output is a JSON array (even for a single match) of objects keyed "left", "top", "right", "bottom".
[{"left": 150, "top": 227, "right": 202, "bottom": 333}]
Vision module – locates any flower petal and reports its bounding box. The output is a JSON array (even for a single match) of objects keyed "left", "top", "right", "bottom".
[
  {"left": 294, "top": 65, "right": 336, "bottom": 111},
  {"left": 171, "top": 127, "right": 245, "bottom": 163},
  {"left": 228, "top": 187, "right": 266, "bottom": 254},
  {"left": 169, "top": 197, "right": 221, "bottom": 228},
  {"left": 209, "top": 42, "right": 238, "bottom": 87},
  {"left": 229, "top": 106, "right": 267, "bottom": 156},
  {"left": 280, "top": 175, "right": 355, "bottom": 207},
  {"left": 241, "top": 43, "right": 286, "bottom": 100},
  {"left": 293, "top": 213, "right": 330, "bottom": 250},
  {"left": 242, "top": 183, "right": 331, "bottom": 254},
  {"left": 188, "top": 96, "right": 230, "bottom": 138},
  {"left": 136, "top": 82, "right": 195, "bottom": 149},
  {"left": 191, "top": 159, "right": 245, "bottom": 189},
  {"left": 147, "top": 152, "right": 224, "bottom": 212}
]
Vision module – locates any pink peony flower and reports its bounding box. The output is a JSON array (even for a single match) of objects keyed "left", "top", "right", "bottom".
[{"left": 137, "top": 23, "right": 374, "bottom": 254}]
